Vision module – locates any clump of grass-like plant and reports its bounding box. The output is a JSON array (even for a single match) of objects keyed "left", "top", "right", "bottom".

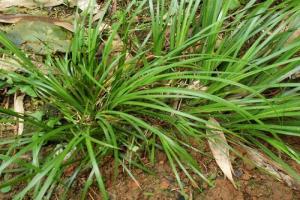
[{"left": 1, "top": 0, "right": 300, "bottom": 199}]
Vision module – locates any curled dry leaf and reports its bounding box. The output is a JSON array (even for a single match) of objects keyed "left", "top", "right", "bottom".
[
  {"left": 0, "top": 14, "right": 72, "bottom": 55},
  {"left": 206, "top": 118, "right": 236, "bottom": 188},
  {"left": 14, "top": 93, "right": 25, "bottom": 136},
  {"left": 243, "top": 145, "right": 299, "bottom": 189},
  {"left": 0, "top": 0, "right": 65, "bottom": 11},
  {"left": 0, "top": 14, "right": 74, "bottom": 32},
  {"left": 2, "top": 20, "right": 72, "bottom": 54}
]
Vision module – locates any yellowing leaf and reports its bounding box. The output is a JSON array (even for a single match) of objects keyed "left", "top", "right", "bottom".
[{"left": 206, "top": 118, "right": 236, "bottom": 188}]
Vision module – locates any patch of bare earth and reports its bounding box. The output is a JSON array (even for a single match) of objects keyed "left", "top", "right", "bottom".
[{"left": 68, "top": 148, "right": 300, "bottom": 200}]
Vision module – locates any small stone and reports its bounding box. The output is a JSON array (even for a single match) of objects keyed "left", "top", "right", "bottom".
[
  {"left": 244, "top": 161, "right": 256, "bottom": 171},
  {"left": 129, "top": 180, "right": 140, "bottom": 190},
  {"left": 202, "top": 182, "right": 209, "bottom": 189},
  {"left": 234, "top": 168, "right": 243, "bottom": 178},
  {"left": 241, "top": 171, "right": 251, "bottom": 181},
  {"left": 160, "top": 179, "right": 170, "bottom": 190}
]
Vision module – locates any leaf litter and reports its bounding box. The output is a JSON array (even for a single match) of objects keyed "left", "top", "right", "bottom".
[
  {"left": 0, "top": 0, "right": 66, "bottom": 10},
  {"left": 243, "top": 145, "right": 300, "bottom": 190},
  {"left": 206, "top": 117, "right": 236, "bottom": 188},
  {"left": 0, "top": 14, "right": 74, "bottom": 31}
]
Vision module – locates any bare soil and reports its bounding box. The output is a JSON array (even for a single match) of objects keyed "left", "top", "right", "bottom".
[{"left": 71, "top": 149, "right": 300, "bottom": 200}]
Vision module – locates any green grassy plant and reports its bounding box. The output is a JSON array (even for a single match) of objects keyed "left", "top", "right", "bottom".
[{"left": 0, "top": 0, "right": 300, "bottom": 199}]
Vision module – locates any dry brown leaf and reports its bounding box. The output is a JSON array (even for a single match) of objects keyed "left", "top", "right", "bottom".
[
  {"left": 206, "top": 118, "right": 236, "bottom": 188},
  {"left": 0, "top": 0, "right": 65, "bottom": 10},
  {"left": 0, "top": 14, "right": 74, "bottom": 32},
  {"left": 77, "top": 0, "right": 100, "bottom": 13},
  {"left": 243, "top": 145, "right": 299, "bottom": 189},
  {"left": 0, "top": 56, "right": 53, "bottom": 74},
  {"left": 14, "top": 93, "right": 25, "bottom": 136}
]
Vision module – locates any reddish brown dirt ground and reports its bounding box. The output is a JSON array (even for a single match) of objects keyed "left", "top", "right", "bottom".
[
  {"left": 1, "top": 116, "right": 299, "bottom": 200},
  {"left": 81, "top": 149, "right": 300, "bottom": 200}
]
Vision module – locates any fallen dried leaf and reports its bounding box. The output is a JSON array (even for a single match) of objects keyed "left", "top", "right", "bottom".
[
  {"left": 0, "top": 14, "right": 74, "bottom": 32},
  {"left": 0, "top": 56, "right": 52, "bottom": 74},
  {"left": 0, "top": 0, "right": 65, "bottom": 11},
  {"left": 243, "top": 145, "right": 299, "bottom": 189},
  {"left": 14, "top": 93, "right": 25, "bottom": 136},
  {"left": 206, "top": 118, "right": 236, "bottom": 188},
  {"left": 2, "top": 20, "right": 72, "bottom": 54}
]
